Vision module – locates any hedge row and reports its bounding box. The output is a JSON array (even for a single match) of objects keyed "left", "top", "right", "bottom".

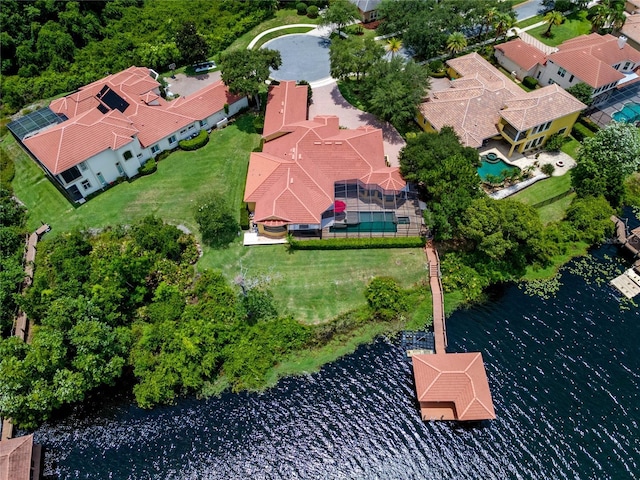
[
  {"left": 522, "top": 76, "right": 538, "bottom": 89},
  {"left": 138, "top": 158, "right": 157, "bottom": 176},
  {"left": 571, "top": 123, "right": 595, "bottom": 142},
  {"left": 240, "top": 203, "right": 250, "bottom": 230},
  {"left": 179, "top": 130, "right": 209, "bottom": 151},
  {"left": 578, "top": 117, "right": 600, "bottom": 133},
  {"left": 288, "top": 236, "right": 425, "bottom": 250}
]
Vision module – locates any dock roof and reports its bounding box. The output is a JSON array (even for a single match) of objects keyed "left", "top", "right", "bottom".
[
  {"left": 0, "top": 435, "right": 35, "bottom": 480},
  {"left": 412, "top": 352, "right": 496, "bottom": 421}
]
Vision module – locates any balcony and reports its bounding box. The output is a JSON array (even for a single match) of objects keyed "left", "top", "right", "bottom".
[{"left": 501, "top": 123, "right": 522, "bottom": 142}]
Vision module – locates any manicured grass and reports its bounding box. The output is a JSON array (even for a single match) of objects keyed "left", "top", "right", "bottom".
[
  {"left": 7, "top": 114, "right": 261, "bottom": 233},
  {"left": 226, "top": 9, "right": 322, "bottom": 52},
  {"left": 536, "top": 192, "right": 575, "bottom": 224},
  {"left": 344, "top": 24, "right": 378, "bottom": 41},
  {"left": 560, "top": 136, "right": 581, "bottom": 159},
  {"left": 253, "top": 26, "right": 316, "bottom": 49},
  {"left": 511, "top": 174, "right": 572, "bottom": 206},
  {"left": 528, "top": 10, "right": 592, "bottom": 47},
  {"left": 516, "top": 14, "right": 544, "bottom": 28},
  {"left": 198, "top": 244, "right": 428, "bottom": 324}
]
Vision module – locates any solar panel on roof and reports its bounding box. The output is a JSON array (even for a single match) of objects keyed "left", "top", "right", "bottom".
[
  {"left": 97, "top": 86, "right": 129, "bottom": 113},
  {"left": 97, "top": 103, "right": 110, "bottom": 114},
  {"left": 7, "top": 107, "right": 68, "bottom": 140}
]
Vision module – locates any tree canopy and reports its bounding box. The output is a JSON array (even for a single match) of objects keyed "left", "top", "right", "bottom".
[
  {"left": 571, "top": 122, "right": 640, "bottom": 204},
  {"left": 175, "top": 22, "right": 208, "bottom": 66},
  {"left": 566, "top": 82, "right": 593, "bottom": 106},
  {"left": 219, "top": 48, "right": 282, "bottom": 108},
  {"left": 399, "top": 127, "right": 482, "bottom": 240},
  {"left": 194, "top": 193, "right": 239, "bottom": 248},
  {"left": 320, "top": 0, "right": 361, "bottom": 37}
]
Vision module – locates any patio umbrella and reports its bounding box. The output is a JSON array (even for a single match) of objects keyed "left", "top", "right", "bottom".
[{"left": 334, "top": 200, "right": 346, "bottom": 213}]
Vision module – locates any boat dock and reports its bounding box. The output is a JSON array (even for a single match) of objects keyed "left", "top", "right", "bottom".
[
  {"left": 408, "top": 243, "right": 496, "bottom": 422},
  {"left": 1, "top": 224, "right": 50, "bottom": 441},
  {"left": 610, "top": 216, "right": 640, "bottom": 297}
]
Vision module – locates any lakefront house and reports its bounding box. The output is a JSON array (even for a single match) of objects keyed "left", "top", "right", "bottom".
[
  {"left": 11, "top": 66, "right": 248, "bottom": 202},
  {"left": 417, "top": 53, "right": 586, "bottom": 156}
]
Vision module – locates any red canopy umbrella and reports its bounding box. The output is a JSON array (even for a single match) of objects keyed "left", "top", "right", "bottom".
[{"left": 334, "top": 200, "right": 346, "bottom": 213}]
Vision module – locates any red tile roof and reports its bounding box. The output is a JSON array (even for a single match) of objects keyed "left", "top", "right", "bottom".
[
  {"left": 245, "top": 88, "right": 405, "bottom": 225},
  {"left": 495, "top": 39, "right": 547, "bottom": 71},
  {"left": 412, "top": 352, "right": 496, "bottom": 421},
  {"left": 0, "top": 435, "right": 34, "bottom": 480},
  {"left": 25, "top": 66, "right": 240, "bottom": 175},
  {"left": 621, "top": 15, "right": 640, "bottom": 44},
  {"left": 263, "top": 81, "right": 309, "bottom": 139},
  {"left": 501, "top": 84, "right": 586, "bottom": 131},
  {"left": 549, "top": 33, "right": 640, "bottom": 88}
]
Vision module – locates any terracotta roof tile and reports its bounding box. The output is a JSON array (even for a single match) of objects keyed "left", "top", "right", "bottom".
[
  {"left": 494, "top": 39, "right": 547, "bottom": 71},
  {"left": 263, "top": 81, "right": 309, "bottom": 139},
  {"left": 0, "top": 434, "right": 34, "bottom": 480},
  {"left": 412, "top": 352, "right": 496, "bottom": 421},
  {"left": 27, "top": 66, "right": 241, "bottom": 174},
  {"left": 621, "top": 16, "right": 640, "bottom": 44},
  {"left": 501, "top": 84, "right": 586, "bottom": 131}
]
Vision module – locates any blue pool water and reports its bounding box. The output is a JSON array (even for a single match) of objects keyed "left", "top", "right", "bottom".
[
  {"left": 477, "top": 157, "right": 520, "bottom": 182},
  {"left": 612, "top": 102, "right": 640, "bottom": 123}
]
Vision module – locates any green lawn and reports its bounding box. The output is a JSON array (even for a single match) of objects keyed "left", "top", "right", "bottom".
[
  {"left": 7, "top": 114, "right": 260, "bottom": 233},
  {"left": 252, "top": 26, "right": 316, "bottom": 49},
  {"left": 226, "top": 9, "right": 322, "bottom": 52},
  {"left": 198, "top": 244, "right": 428, "bottom": 324},
  {"left": 510, "top": 173, "right": 574, "bottom": 224},
  {"left": 560, "top": 136, "right": 581, "bottom": 159},
  {"left": 516, "top": 14, "right": 544, "bottom": 29},
  {"left": 528, "top": 10, "right": 592, "bottom": 47}
]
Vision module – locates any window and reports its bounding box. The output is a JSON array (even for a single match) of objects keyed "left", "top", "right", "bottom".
[
  {"left": 200, "top": 119, "right": 208, "bottom": 127},
  {"left": 531, "top": 121, "right": 552, "bottom": 135},
  {"left": 548, "top": 79, "right": 555, "bottom": 85},
  {"left": 123, "top": 150, "right": 133, "bottom": 160},
  {"left": 81, "top": 179, "right": 91, "bottom": 190},
  {"left": 168, "top": 135, "right": 177, "bottom": 144},
  {"left": 536, "top": 71, "right": 541, "bottom": 79},
  {"left": 60, "top": 166, "right": 82, "bottom": 184},
  {"left": 624, "top": 61, "right": 631, "bottom": 70},
  {"left": 79, "top": 161, "right": 87, "bottom": 171},
  {"left": 524, "top": 137, "right": 544, "bottom": 150},
  {"left": 188, "top": 124, "right": 195, "bottom": 130},
  {"left": 180, "top": 129, "right": 187, "bottom": 134},
  {"left": 557, "top": 67, "right": 566, "bottom": 77},
  {"left": 151, "top": 145, "right": 160, "bottom": 154},
  {"left": 614, "top": 63, "right": 620, "bottom": 70},
  {"left": 116, "top": 162, "right": 125, "bottom": 176},
  {"left": 569, "top": 74, "right": 574, "bottom": 83}
]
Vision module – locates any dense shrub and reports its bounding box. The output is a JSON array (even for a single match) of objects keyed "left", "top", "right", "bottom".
[
  {"left": 288, "top": 236, "right": 425, "bottom": 250},
  {"left": 564, "top": 196, "right": 614, "bottom": 243},
  {"left": 307, "top": 5, "right": 319, "bottom": 18},
  {"left": 571, "top": 123, "right": 595, "bottom": 142},
  {"left": 138, "top": 158, "right": 157, "bottom": 176},
  {"left": 365, "top": 276, "right": 408, "bottom": 320},
  {"left": 579, "top": 117, "right": 600, "bottom": 133},
  {"left": 253, "top": 115, "right": 265, "bottom": 133},
  {"left": 0, "top": 147, "right": 15, "bottom": 189},
  {"left": 541, "top": 163, "right": 556, "bottom": 176},
  {"left": 522, "top": 76, "right": 538, "bottom": 89},
  {"left": 194, "top": 193, "right": 238, "bottom": 248},
  {"left": 240, "top": 203, "right": 250, "bottom": 230},
  {"left": 296, "top": 2, "right": 308, "bottom": 14},
  {"left": 179, "top": 130, "right": 209, "bottom": 150},
  {"left": 544, "top": 133, "right": 564, "bottom": 152}
]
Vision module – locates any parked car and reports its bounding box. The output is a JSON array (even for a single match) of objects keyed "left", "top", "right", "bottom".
[{"left": 194, "top": 61, "right": 216, "bottom": 73}]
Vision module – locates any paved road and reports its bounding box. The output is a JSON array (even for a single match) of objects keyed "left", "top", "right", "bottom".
[{"left": 514, "top": 0, "right": 546, "bottom": 20}]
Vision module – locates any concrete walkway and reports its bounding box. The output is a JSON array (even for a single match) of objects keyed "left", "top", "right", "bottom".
[{"left": 309, "top": 82, "right": 406, "bottom": 166}]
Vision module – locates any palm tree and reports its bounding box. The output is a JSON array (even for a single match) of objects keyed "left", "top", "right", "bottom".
[
  {"left": 386, "top": 37, "right": 402, "bottom": 58},
  {"left": 493, "top": 12, "right": 515, "bottom": 42},
  {"left": 446, "top": 32, "right": 467, "bottom": 56},
  {"left": 609, "top": 8, "right": 627, "bottom": 32},
  {"left": 543, "top": 11, "right": 564, "bottom": 37},
  {"left": 482, "top": 7, "right": 498, "bottom": 39},
  {"left": 588, "top": 4, "right": 609, "bottom": 32}
]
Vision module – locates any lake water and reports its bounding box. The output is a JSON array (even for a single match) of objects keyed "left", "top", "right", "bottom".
[{"left": 32, "top": 231, "right": 640, "bottom": 479}]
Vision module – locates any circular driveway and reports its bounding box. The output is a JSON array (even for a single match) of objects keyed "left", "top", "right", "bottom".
[{"left": 264, "top": 34, "right": 331, "bottom": 83}]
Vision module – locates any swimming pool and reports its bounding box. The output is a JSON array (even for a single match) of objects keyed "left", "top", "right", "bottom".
[
  {"left": 478, "top": 154, "right": 520, "bottom": 182},
  {"left": 330, "top": 211, "right": 397, "bottom": 233},
  {"left": 612, "top": 102, "right": 640, "bottom": 123}
]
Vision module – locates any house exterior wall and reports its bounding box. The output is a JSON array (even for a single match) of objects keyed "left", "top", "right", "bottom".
[
  {"left": 415, "top": 112, "right": 437, "bottom": 133},
  {"left": 536, "top": 59, "right": 581, "bottom": 90},
  {"left": 494, "top": 51, "right": 536, "bottom": 80},
  {"left": 498, "top": 111, "right": 581, "bottom": 156}
]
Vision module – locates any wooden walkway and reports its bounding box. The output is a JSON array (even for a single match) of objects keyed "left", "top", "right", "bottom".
[
  {"left": 1, "top": 224, "right": 49, "bottom": 441},
  {"left": 424, "top": 244, "right": 447, "bottom": 354}
]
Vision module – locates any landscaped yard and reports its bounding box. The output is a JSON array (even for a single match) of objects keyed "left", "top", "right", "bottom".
[
  {"left": 6, "top": 113, "right": 429, "bottom": 325},
  {"left": 226, "top": 8, "right": 322, "bottom": 52},
  {"left": 252, "top": 26, "right": 316, "bottom": 49},
  {"left": 527, "top": 10, "right": 592, "bottom": 47},
  {"left": 510, "top": 173, "right": 574, "bottom": 224}
]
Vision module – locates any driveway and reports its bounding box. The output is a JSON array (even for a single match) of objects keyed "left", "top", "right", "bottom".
[
  {"left": 166, "top": 71, "right": 222, "bottom": 97},
  {"left": 309, "top": 82, "right": 406, "bottom": 166}
]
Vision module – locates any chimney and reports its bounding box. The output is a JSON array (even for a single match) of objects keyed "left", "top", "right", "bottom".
[{"left": 618, "top": 36, "right": 628, "bottom": 49}]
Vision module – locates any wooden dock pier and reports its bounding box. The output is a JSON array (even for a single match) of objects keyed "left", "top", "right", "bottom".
[
  {"left": 610, "top": 216, "right": 640, "bottom": 297},
  {"left": 424, "top": 244, "right": 447, "bottom": 354}
]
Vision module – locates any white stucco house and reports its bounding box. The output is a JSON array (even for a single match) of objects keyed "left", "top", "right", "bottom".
[
  {"left": 19, "top": 66, "right": 248, "bottom": 202},
  {"left": 495, "top": 33, "right": 640, "bottom": 104}
]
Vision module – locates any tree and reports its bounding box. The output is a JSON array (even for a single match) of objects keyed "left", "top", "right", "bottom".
[
  {"left": 571, "top": 122, "right": 640, "bottom": 205},
  {"left": 365, "top": 57, "right": 430, "bottom": 126},
  {"left": 330, "top": 35, "right": 384, "bottom": 81},
  {"left": 446, "top": 32, "right": 467, "bottom": 56},
  {"left": 566, "top": 82, "right": 593, "bottom": 107},
  {"left": 492, "top": 11, "right": 516, "bottom": 41},
  {"left": 564, "top": 196, "right": 615, "bottom": 243},
  {"left": 320, "top": 0, "right": 361, "bottom": 37},
  {"left": 365, "top": 276, "right": 407, "bottom": 320},
  {"left": 543, "top": 11, "right": 564, "bottom": 37},
  {"left": 193, "top": 193, "right": 238, "bottom": 248},
  {"left": 588, "top": 4, "right": 609, "bottom": 32},
  {"left": 219, "top": 48, "right": 282, "bottom": 108},
  {"left": 386, "top": 37, "right": 402, "bottom": 58},
  {"left": 399, "top": 127, "right": 482, "bottom": 240},
  {"left": 175, "top": 22, "right": 209, "bottom": 66}
]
